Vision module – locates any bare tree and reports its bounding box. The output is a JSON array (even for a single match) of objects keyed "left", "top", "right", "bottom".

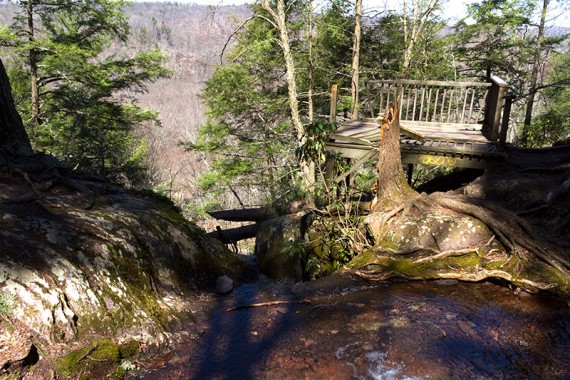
[
  {"left": 26, "top": 0, "right": 40, "bottom": 133},
  {"left": 401, "top": 0, "right": 440, "bottom": 73},
  {"left": 350, "top": 0, "right": 362, "bottom": 120},
  {"left": 521, "top": 0, "right": 550, "bottom": 145},
  {"left": 260, "top": 0, "right": 314, "bottom": 193}
]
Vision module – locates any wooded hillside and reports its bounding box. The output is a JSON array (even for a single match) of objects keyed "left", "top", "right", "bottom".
[
  {"left": 117, "top": 3, "right": 252, "bottom": 215},
  {"left": 1, "top": 0, "right": 569, "bottom": 223},
  {"left": 0, "top": 1, "right": 251, "bottom": 223}
]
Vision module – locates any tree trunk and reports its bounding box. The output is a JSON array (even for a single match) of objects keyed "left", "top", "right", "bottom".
[
  {"left": 27, "top": 0, "right": 40, "bottom": 134},
  {"left": 350, "top": 0, "right": 362, "bottom": 120},
  {"left": 0, "top": 59, "right": 33, "bottom": 151},
  {"left": 307, "top": 0, "right": 314, "bottom": 123},
  {"left": 521, "top": 0, "right": 549, "bottom": 146},
  {"left": 261, "top": 0, "right": 314, "bottom": 193},
  {"left": 401, "top": 0, "right": 439, "bottom": 74},
  {"left": 375, "top": 101, "right": 415, "bottom": 209}
]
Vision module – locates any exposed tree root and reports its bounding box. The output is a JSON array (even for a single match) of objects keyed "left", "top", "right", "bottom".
[
  {"left": 354, "top": 188, "right": 570, "bottom": 294},
  {"left": 1, "top": 148, "right": 122, "bottom": 210},
  {"left": 354, "top": 256, "right": 559, "bottom": 292},
  {"left": 428, "top": 192, "right": 570, "bottom": 273}
]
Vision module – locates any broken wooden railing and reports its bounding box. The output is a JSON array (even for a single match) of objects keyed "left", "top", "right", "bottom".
[
  {"left": 364, "top": 76, "right": 509, "bottom": 145},
  {"left": 326, "top": 76, "right": 514, "bottom": 182}
]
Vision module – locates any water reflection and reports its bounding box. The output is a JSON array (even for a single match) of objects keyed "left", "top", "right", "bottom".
[{"left": 141, "top": 277, "right": 570, "bottom": 379}]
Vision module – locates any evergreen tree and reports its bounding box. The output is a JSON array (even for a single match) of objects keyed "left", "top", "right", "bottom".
[
  {"left": 312, "top": 0, "right": 354, "bottom": 108},
  {"left": 360, "top": 13, "right": 405, "bottom": 80},
  {"left": 186, "top": 5, "right": 297, "bottom": 209},
  {"left": 1, "top": 0, "right": 170, "bottom": 186},
  {"left": 453, "top": 0, "right": 535, "bottom": 85},
  {"left": 529, "top": 49, "right": 570, "bottom": 146}
]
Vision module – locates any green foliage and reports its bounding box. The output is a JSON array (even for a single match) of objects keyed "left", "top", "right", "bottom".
[
  {"left": 360, "top": 13, "right": 405, "bottom": 79},
  {"left": 153, "top": 179, "right": 174, "bottom": 200},
  {"left": 185, "top": 9, "right": 298, "bottom": 207},
  {"left": 311, "top": 0, "right": 354, "bottom": 90},
  {"left": 296, "top": 120, "right": 338, "bottom": 163},
  {"left": 406, "top": 21, "right": 457, "bottom": 80},
  {"left": 530, "top": 50, "right": 570, "bottom": 147},
  {"left": 280, "top": 238, "right": 309, "bottom": 258},
  {"left": 3, "top": 0, "right": 171, "bottom": 187},
  {"left": 0, "top": 292, "right": 14, "bottom": 316},
  {"left": 305, "top": 213, "right": 373, "bottom": 279},
  {"left": 453, "top": 0, "right": 535, "bottom": 83}
]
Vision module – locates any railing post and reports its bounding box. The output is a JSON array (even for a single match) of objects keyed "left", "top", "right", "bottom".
[
  {"left": 325, "top": 84, "right": 339, "bottom": 181},
  {"left": 485, "top": 76, "right": 508, "bottom": 141},
  {"left": 499, "top": 92, "right": 516, "bottom": 151},
  {"left": 330, "top": 84, "right": 338, "bottom": 123}
]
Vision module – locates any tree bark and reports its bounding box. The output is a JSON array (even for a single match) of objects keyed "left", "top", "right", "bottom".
[
  {"left": 350, "top": 0, "right": 362, "bottom": 120},
  {"left": 307, "top": 0, "right": 314, "bottom": 123},
  {"left": 27, "top": 0, "right": 40, "bottom": 133},
  {"left": 521, "top": 0, "right": 550, "bottom": 146},
  {"left": 261, "top": 0, "right": 314, "bottom": 193},
  {"left": 0, "top": 59, "right": 33, "bottom": 152},
  {"left": 375, "top": 101, "right": 415, "bottom": 209},
  {"left": 207, "top": 207, "right": 273, "bottom": 222},
  {"left": 401, "top": 0, "right": 439, "bottom": 73}
]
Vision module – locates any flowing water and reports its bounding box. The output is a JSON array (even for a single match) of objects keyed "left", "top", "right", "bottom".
[{"left": 137, "top": 275, "right": 570, "bottom": 379}]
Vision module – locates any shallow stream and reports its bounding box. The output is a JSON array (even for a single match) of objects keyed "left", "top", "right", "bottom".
[{"left": 139, "top": 276, "right": 570, "bottom": 379}]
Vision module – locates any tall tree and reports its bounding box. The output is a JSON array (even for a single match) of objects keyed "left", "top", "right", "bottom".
[
  {"left": 0, "top": 58, "right": 32, "bottom": 151},
  {"left": 453, "top": 0, "right": 535, "bottom": 83},
  {"left": 350, "top": 0, "right": 362, "bottom": 119},
  {"left": 3, "top": 0, "right": 170, "bottom": 185},
  {"left": 312, "top": 0, "right": 354, "bottom": 108},
  {"left": 187, "top": 5, "right": 296, "bottom": 209},
  {"left": 528, "top": 49, "right": 570, "bottom": 146},
  {"left": 25, "top": 0, "right": 39, "bottom": 133},
  {"left": 521, "top": 0, "right": 552, "bottom": 144},
  {"left": 260, "top": 0, "right": 314, "bottom": 193},
  {"left": 360, "top": 13, "right": 405, "bottom": 80},
  {"left": 307, "top": 0, "right": 315, "bottom": 122},
  {"left": 401, "top": 0, "right": 441, "bottom": 74}
]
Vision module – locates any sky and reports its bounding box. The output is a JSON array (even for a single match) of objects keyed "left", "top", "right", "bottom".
[
  {"left": 145, "top": 0, "right": 474, "bottom": 22},
  {"left": 141, "top": 0, "right": 569, "bottom": 26}
]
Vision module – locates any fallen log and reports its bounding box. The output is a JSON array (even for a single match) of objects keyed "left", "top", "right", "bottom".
[
  {"left": 207, "top": 223, "right": 259, "bottom": 243},
  {"left": 207, "top": 207, "right": 273, "bottom": 222}
]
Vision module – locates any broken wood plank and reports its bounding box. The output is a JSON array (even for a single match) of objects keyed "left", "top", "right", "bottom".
[
  {"left": 334, "top": 149, "right": 378, "bottom": 183},
  {"left": 329, "top": 133, "right": 373, "bottom": 146},
  {"left": 399, "top": 124, "right": 426, "bottom": 141}
]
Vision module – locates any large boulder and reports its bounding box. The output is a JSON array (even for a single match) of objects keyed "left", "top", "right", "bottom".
[
  {"left": 254, "top": 212, "right": 312, "bottom": 282},
  {"left": 0, "top": 153, "right": 256, "bottom": 368}
]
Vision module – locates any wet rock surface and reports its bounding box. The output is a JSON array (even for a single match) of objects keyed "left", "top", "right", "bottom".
[
  {"left": 136, "top": 275, "right": 570, "bottom": 379},
  {"left": 0, "top": 152, "right": 256, "bottom": 377}
]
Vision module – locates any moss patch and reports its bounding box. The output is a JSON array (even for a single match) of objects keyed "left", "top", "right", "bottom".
[{"left": 56, "top": 339, "right": 140, "bottom": 379}]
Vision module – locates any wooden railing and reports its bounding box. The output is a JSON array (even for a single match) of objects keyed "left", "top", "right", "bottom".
[{"left": 363, "top": 76, "right": 510, "bottom": 143}]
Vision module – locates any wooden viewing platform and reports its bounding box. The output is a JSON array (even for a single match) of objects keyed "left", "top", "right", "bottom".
[{"left": 326, "top": 76, "right": 515, "bottom": 182}]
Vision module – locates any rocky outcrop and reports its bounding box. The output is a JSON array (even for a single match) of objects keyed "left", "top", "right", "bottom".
[
  {"left": 0, "top": 150, "right": 256, "bottom": 372},
  {"left": 254, "top": 212, "right": 312, "bottom": 282}
]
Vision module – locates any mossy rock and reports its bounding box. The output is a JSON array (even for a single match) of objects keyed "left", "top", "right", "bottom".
[
  {"left": 347, "top": 207, "right": 570, "bottom": 294},
  {"left": 255, "top": 212, "right": 309, "bottom": 282},
  {"left": 0, "top": 164, "right": 256, "bottom": 354},
  {"left": 56, "top": 339, "right": 140, "bottom": 379}
]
